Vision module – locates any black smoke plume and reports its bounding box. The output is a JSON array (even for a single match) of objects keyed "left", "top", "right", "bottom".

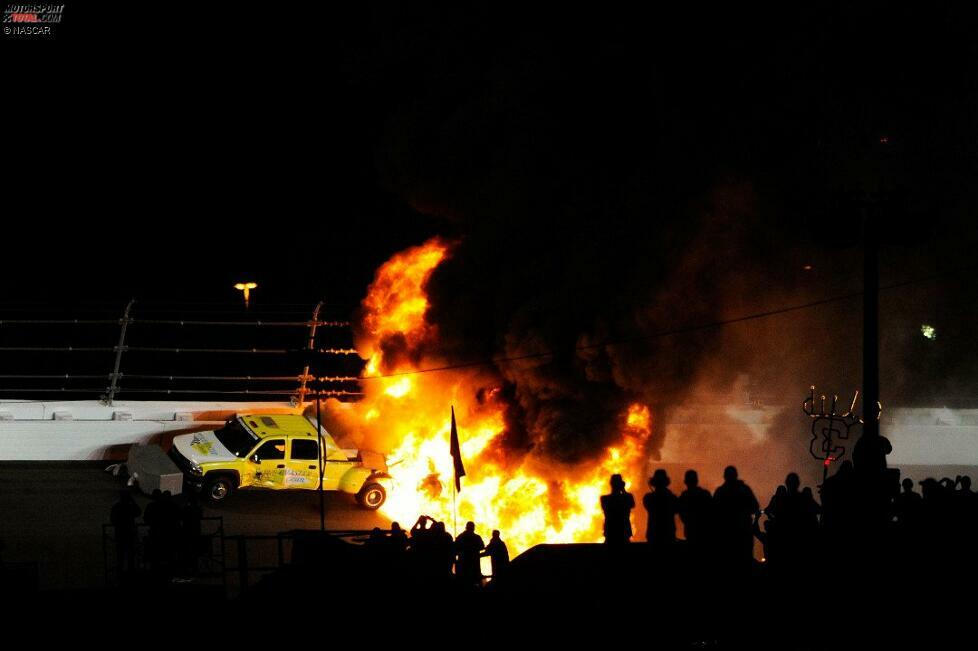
[{"left": 347, "top": 4, "right": 978, "bottom": 480}]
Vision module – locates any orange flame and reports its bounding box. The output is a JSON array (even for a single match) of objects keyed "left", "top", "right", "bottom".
[
  {"left": 329, "top": 238, "right": 653, "bottom": 554},
  {"left": 361, "top": 240, "right": 446, "bottom": 346}
]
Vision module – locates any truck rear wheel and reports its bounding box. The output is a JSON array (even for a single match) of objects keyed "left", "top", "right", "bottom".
[
  {"left": 356, "top": 483, "right": 386, "bottom": 510},
  {"left": 203, "top": 474, "right": 235, "bottom": 503}
]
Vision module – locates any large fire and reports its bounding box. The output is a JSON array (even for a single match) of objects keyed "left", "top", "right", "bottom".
[{"left": 325, "top": 238, "right": 653, "bottom": 554}]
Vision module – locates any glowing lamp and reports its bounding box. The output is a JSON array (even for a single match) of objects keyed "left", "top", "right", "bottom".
[
  {"left": 920, "top": 324, "right": 936, "bottom": 340},
  {"left": 234, "top": 282, "right": 258, "bottom": 308}
]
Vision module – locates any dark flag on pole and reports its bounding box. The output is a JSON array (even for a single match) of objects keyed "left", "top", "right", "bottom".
[{"left": 450, "top": 406, "right": 466, "bottom": 492}]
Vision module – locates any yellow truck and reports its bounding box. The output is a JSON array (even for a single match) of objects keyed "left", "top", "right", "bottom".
[{"left": 166, "top": 414, "right": 391, "bottom": 509}]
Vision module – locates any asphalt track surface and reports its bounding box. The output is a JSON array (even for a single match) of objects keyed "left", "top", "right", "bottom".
[{"left": 0, "top": 462, "right": 389, "bottom": 591}]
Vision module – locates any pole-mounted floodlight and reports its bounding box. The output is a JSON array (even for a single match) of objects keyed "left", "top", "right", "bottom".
[{"left": 234, "top": 282, "right": 258, "bottom": 308}]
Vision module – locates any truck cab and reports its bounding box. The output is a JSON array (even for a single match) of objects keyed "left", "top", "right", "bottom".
[{"left": 168, "top": 413, "right": 391, "bottom": 509}]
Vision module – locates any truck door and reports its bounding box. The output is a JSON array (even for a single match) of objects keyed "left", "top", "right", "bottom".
[
  {"left": 286, "top": 438, "right": 321, "bottom": 490},
  {"left": 251, "top": 438, "right": 287, "bottom": 488},
  {"left": 323, "top": 456, "right": 355, "bottom": 491}
]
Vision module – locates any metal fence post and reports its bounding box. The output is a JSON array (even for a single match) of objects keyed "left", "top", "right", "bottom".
[
  {"left": 295, "top": 301, "right": 323, "bottom": 405},
  {"left": 102, "top": 299, "right": 134, "bottom": 405},
  {"left": 237, "top": 536, "right": 249, "bottom": 592},
  {"left": 102, "top": 524, "right": 112, "bottom": 587}
]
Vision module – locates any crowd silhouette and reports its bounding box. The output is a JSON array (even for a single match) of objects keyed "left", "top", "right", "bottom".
[
  {"left": 93, "top": 427, "right": 978, "bottom": 646},
  {"left": 361, "top": 515, "right": 509, "bottom": 589},
  {"left": 586, "top": 441, "right": 978, "bottom": 645},
  {"left": 104, "top": 431, "right": 978, "bottom": 596}
]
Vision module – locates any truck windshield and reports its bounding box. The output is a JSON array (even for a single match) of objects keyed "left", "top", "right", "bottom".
[{"left": 214, "top": 418, "right": 259, "bottom": 458}]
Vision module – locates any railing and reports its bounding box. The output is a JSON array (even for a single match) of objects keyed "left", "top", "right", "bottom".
[
  {"left": 224, "top": 529, "right": 379, "bottom": 595},
  {"left": 0, "top": 301, "right": 365, "bottom": 404},
  {"left": 103, "top": 520, "right": 382, "bottom": 598},
  {"left": 102, "top": 516, "right": 227, "bottom": 590}
]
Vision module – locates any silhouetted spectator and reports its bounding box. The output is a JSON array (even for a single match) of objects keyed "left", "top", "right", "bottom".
[
  {"left": 143, "top": 489, "right": 164, "bottom": 573},
  {"left": 389, "top": 521, "right": 409, "bottom": 554},
  {"left": 765, "top": 476, "right": 790, "bottom": 521},
  {"left": 365, "top": 527, "right": 387, "bottom": 547},
  {"left": 852, "top": 430, "right": 892, "bottom": 478},
  {"left": 954, "top": 475, "right": 978, "bottom": 569},
  {"left": 768, "top": 473, "right": 820, "bottom": 530},
  {"left": 894, "top": 478, "right": 923, "bottom": 529},
  {"left": 454, "top": 521, "right": 485, "bottom": 586},
  {"left": 146, "top": 490, "right": 180, "bottom": 581},
  {"left": 954, "top": 475, "right": 976, "bottom": 523},
  {"left": 765, "top": 473, "right": 820, "bottom": 572},
  {"left": 955, "top": 475, "right": 974, "bottom": 503},
  {"left": 409, "top": 515, "right": 434, "bottom": 578},
  {"left": 713, "top": 466, "right": 759, "bottom": 568},
  {"left": 769, "top": 485, "right": 787, "bottom": 511},
  {"left": 481, "top": 530, "right": 510, "bottom": 579},
  {"left": 430, "top": 521, "right": 455, "bottom": 580},
  {"left": 110, "top": 490, "right": 141, "bottom": 579},
  {"left": 820, "top": 460, "right": 856, "bottom": 539},
  {"left": 919, "top": 477, "right": 955, "bottom": 570},
  {"left": 410, "top": 514, "right": 432, "bottom": 542},
  {"left": 757, "top": 486, "right": 786, "bottom": 567},
  {"left": 601, "top": 474, "right": 635, "bottom": 545},
  {"left": 179, "top": 493, "right": 203, "bottom": 578},
  {"left": 643, "top": 469, "right": 678, "bottom": 546},
  {"left": 678, "top": 469, "right": 713, "bottom": 547},
  {"left": 143, "top": 489, "right": 162, "bottom": 528},
  {"left": 919, "top": 477, "right": 942, "bottom": 506},
  {"left": 799, "top": 487, "right": 821, "bottom": 535},
  {"left": 363, "top": 527, "right": 390, "bottom": 573}
]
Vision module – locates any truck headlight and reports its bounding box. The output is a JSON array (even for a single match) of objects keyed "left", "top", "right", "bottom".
[{"left": 189, "top": 461, "right": 203, "bottom": 477}]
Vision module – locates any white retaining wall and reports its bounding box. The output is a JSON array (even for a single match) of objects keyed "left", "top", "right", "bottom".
[
  {"left": 0, "top": 400, "right": 301, "bottom": 460},
  {"left": 2, "top": 401, "right": 978, "bottom": 466}
]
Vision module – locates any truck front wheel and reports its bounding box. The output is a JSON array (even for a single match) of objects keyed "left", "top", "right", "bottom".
[
  {"left": 356, "top": 483, "right": 386, "bottom": 510},
  {"left": 203, "top": 474, "right": 235, "bottom": 504}
]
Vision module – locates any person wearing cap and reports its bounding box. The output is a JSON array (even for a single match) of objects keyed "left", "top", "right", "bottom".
[{"left": 643, "top": 468, "right": 679, "bottom": 547}]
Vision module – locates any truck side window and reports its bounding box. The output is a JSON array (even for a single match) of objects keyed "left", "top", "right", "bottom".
[
  {"left": 291, "top": 439, "right": 319, "bottom": 461},
  {"left": 254, "top": 439, "right": 286, "bottom": 461}
]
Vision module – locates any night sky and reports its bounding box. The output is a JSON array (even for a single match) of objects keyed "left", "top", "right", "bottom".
[{"left": 4, "top": 3, "right": 978, "bottom": 406}]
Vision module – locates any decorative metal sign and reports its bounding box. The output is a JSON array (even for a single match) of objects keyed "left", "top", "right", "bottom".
[{"left": 803, "top": 386, "right": 863, "bottom": 468}]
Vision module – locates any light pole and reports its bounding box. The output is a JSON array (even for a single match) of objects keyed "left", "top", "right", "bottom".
[
  {"left": 234, "top": 282, "right": 258, "bottom": 308},
  {"left": 316, "top": 388, "right": 326, "bottom": 532}
]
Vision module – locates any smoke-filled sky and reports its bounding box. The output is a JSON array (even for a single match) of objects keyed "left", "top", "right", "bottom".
[{"left": 4, "top": 3, "right": 978, "bottom": 425}]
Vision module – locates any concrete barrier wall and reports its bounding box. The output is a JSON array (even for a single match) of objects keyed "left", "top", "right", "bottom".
[
  {"left": 885, "top": 408, "right": 978, "bottom": 466},
  {"left": 657, "top": 404, "right": 978, "bottom": 470},
  {"left": 2, "top": 400, "right": 978, "bottom": 465},
  {"left": 0, "top": 400, "right": 300, "bottom": 460}
]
